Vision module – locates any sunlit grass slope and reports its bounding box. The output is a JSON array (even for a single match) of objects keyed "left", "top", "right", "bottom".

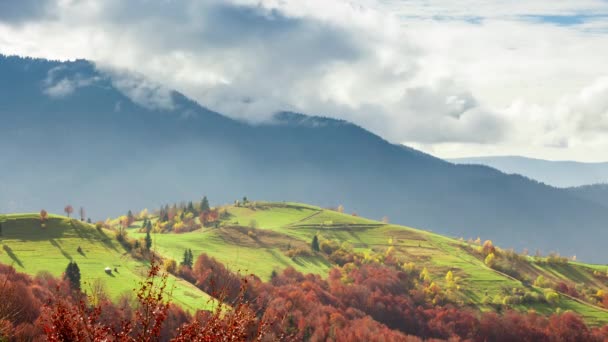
[
  {"left": 130, "top": 202, "right": 608, "bottom": 325},
  {"left": 0, "top": 214, "right": 214, "bottom": 312}
]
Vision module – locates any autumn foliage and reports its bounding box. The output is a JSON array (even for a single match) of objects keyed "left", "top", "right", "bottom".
[{"left": 2, "top": 252, "right": 608, "bottom": 341}]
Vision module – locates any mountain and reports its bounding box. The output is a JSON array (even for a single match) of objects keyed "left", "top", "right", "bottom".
[
  {"left": 2, "top": 55, "right": 608, "bottom": 263},
  {"left": 567, "top": 184, "right": 608, "bottom": 209},
  {"left": 450, "top": 156, "right": 608, "bottom": 188}
]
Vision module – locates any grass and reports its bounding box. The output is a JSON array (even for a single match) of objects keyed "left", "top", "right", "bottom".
[
  {"left": 132, "top": 226, "right": 332, "bottom": 281},
  {"left": 0, "top": 214, "right": 214, "bottom": 312},
  {"left": 4, "top": 202, "right": 608, "bottom": 325}
]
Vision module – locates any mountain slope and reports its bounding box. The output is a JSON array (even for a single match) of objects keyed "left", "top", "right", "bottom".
[
  {"left": 567, "top": 184, "right": 608, "bottom": 208},
  {"left": 0, "top": 213, "right": 214, "bottom": 312},
  {"left": 450, "top": 156, "right": 608, "bottom": 188},
  {"left": 128, "top": 201, "right": 608, "bottom": 326},
  {"left": 2, "top": 55, "right": 608, "bottom": 262}
]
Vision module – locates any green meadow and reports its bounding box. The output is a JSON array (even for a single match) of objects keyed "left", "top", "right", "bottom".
[{"left": 3, "top": 202, "right": 608, "bottom": 325}]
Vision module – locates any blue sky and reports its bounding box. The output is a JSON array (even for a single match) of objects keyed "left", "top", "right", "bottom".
[{"left": 0, "top": 0, "right": 607, "bottom": 161}]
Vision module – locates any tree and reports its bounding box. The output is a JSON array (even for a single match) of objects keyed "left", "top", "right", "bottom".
[
  {"left": 181, "top": 249, "right": 193, "bottom": 268},
  {"left": 146, "top": 220, "right": 153, "bottom": 233},
  {"left": 311, "top": 235, "right": 320, "bottom": 252},
  {"left": 145, "top": 230, "right": 152, "bottom": 251},
  {"left": 64, "top": 205, "right": 73, "bottom": 218},
  {"left": 64, "top": 261, "right": 81, "bottom": 290},
  {"left": 127, "top": 210, "right": 134, "bottom": 226},
  {"left": 79, "top": 207, "right": 85, "bottom": 222},
  {"left": 187, "top": 201, "right": 194, "bottom": 213},
  {"left": 445, "top": 270, "right": 454, "bottom": 283},
  {"left": 200, "top": 196, "right": 210, "bottom": 212},
  {"left": 485, "top": 253, "right": 496, "bottom": 268},
  {"left": 40, "top": 209, "right": 48, "bottom": 227},
  {"left": 420, "top": 267, "right": 431, "bottom": 283},
  {"left": 482, "top": 240, "right": 495, "bottom": 255}
]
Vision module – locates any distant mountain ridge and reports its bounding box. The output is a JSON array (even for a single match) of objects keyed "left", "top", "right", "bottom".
[
  {"left": 2, "top": 54, "right": 608, "bottom": 262},
  {"left": 450, "top": 156, "right": 608, "bottom": 188}
]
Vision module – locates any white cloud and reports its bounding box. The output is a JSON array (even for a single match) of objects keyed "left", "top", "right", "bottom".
[
  {"left": 43, "top": 65, "right": 98, "bottom": 98},
  {"left": 1, "top": 0, "right": 608, "bottom": 161}
]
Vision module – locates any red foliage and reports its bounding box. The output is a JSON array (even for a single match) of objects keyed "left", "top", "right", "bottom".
[{"left": 2, "top": 250, "right": 608, "bottom": 341}]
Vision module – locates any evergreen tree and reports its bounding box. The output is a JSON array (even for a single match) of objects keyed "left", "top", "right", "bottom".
[
  {"left": 145, "top": 230, "right": 152, "bottom": 251},
  {"left": 187, "top": 201, "right": 194, "bottom": 213},
  {"left": 200, "top": 196, "right": 210, "bottom": 212},
  {"left": 64, "top": 261, "right": 81, "bottom": 290},
  {"left": 146, "top": 220, "right": 152, "bottom": 233},
  {"left": 311, "top": 235, "right": 320, "bottom": 252},
  {"left": 187, "top": 249, "right": 194, "bottom": 267},
  {"left": 127, "top": 210, "right": 134, "bottom": 222},
  {"left": 0, "top": 222, "right": 3, "bottom": 236},
  {"left": 182, "top": 248, "right": 194, "bottom": 268}
]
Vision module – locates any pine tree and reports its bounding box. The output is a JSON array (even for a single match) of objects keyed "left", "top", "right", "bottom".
[
  {"left": 145, "top": 230, "right": 152, "bottom": 251},
  {"left": 182, "top": 248, "right": 194, "bottom": 268},
  {"left": 64, "top": 261, "right": 81, "bottom": 290},
  {"left": 200, "top": 196, "right": 210, "bottom": 212},
  {"left": 187, "top": 249, "right": 194, "bottom": 267},
  {"left": 187, "top": 201, "right": 194, "bottom": 213},
  {"left": 182, "top": 249, "right": 188, "bottom": 266},
  {"left": 311, "top": 235, "right": 320, "bottom": 252},
  {"left": 146, "top": 220, "right": 152, "bottom": 233}
]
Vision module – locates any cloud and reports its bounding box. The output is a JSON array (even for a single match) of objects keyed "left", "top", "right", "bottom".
[
  {"left": 43, "top": 65, "right": 99, "bottom": 98},
  {"left": 103, "top": 69, "right": 176, "bottom": 110},
  {"left": 0, "top": 0, "right": 56, "bottom": 24},
  {"left": 1, "top": 0, "right": 608, "bottom": 160}
]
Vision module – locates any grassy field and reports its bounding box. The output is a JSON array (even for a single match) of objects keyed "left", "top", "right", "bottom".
[
  {"left": 125, "top": 202, "right": 608, "bottom": 325},
  {"left": 0, "top": 214, "right": 214, "bottom": 312},
  {"left": 3, "top": 202, "right": 608, "bottom": 325}
]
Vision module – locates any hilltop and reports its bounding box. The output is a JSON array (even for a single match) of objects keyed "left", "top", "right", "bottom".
[{"left": 119, "top": 200, "right": 608, "bottom": 326}]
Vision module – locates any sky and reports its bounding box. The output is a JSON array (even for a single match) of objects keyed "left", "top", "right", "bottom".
[{"left": 1, "top": 0, "right": 608, "bottom": 162}]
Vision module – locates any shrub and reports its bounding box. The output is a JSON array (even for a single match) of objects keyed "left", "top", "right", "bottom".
[
  {"left": 484, "top": 253, "right": 496, "bottom": 268},
  {"left": 163, "top": 259, "right": 177, "bottom": 274},
  {"left": 545, "top": 291, "right": 560, "bottom": 305}
]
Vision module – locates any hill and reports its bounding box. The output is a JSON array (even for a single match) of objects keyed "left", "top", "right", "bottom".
[
  {"left": 2, "top": 55, "right": 608, "bottom": 263},
  {"left": 450, "top": 156, "right": 608, "bottom": 188},
  {"left": 0, "top": 213, "right": 214, "bottom": 312},
  {"left": 126, "top": 201, "right": 608, "bottom": 326},
  {"left": 567, "top": 184, "right": 608, "bottom": 208}
]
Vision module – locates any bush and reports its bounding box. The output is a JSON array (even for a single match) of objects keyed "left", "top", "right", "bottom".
[
  {"left": 285, "top": 248, "right": 312, "bottom": 258},
  {"left": 545, "top": 291, "right": 560, "bottom": 305},
  {"left": 163, "top": 259, "right": 177, "bottom": 274},
  {"left": 320, "top": 239, "right": 339, "bottom": 255}
]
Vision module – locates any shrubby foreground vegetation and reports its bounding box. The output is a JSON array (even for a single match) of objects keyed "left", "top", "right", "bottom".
[{"left": 2, "top": 251, "right": 608, "bottom": 341}]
